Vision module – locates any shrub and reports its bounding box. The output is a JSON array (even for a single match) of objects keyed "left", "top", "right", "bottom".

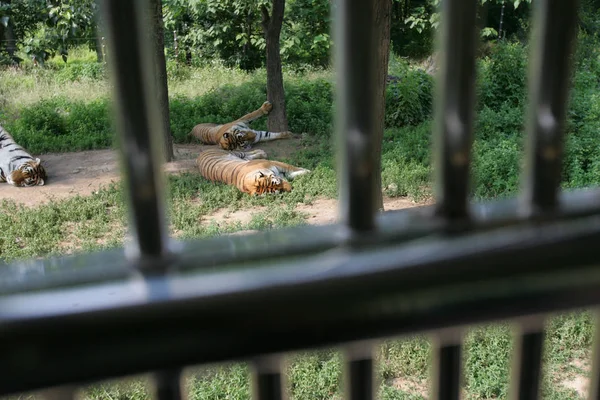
[
  {"left": 477, "top": 41, "right": 528, "bottom": 111},
  {"left": 385, "top": 68, "right": 434, "bottom": 128},
  {"left": 7, "top": 98, "right": 113, "bottom": 153},
  {"left": 53, "top": 62, "right": 106, "bottom": 82}
]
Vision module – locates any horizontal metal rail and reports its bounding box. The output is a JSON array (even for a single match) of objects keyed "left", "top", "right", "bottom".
[
  {"left": 2, "top": 209, "right": 600, "bottom": 395},
  {"left": 2, "top": 186, "right": 600, "bottom": 294}
]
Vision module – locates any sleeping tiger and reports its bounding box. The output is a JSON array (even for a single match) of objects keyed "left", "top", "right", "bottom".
[
  {"left": 189, "top": 101, "right": 293, "bottom": 151},
  {"left": 196, "top": 148, "right": 310, "bottom": 195},
  {"left": 0, "top": 126, "right": 47, "bottom": 187}
]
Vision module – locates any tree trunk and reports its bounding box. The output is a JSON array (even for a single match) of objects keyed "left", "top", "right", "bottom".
[
  {"left": 94, "top": 35, "right": 103, "bottom": 63},
  {"left": 261, "top": 0, "right": 288, "bottom": 132},
  {"left": 149, "top": 0, "right": 174, "bottom": 162},
  {"left": 372, "top": 0, "right": 392, "bottom": 211}
]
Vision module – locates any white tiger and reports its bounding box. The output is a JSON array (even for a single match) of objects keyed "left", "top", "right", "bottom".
[{"left": 0, "top": 125, "right": 47, "bottom": 187}]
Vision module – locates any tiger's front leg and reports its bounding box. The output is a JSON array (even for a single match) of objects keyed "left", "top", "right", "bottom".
[
  {"left": 268, "top": 160, "right": 311, "bottom": 180},
  {"left": 251, "top": 129, "right": 294, "bottom": 144},
  {"left": 235, "top": 101, "right": 273, "bottom": 124}
]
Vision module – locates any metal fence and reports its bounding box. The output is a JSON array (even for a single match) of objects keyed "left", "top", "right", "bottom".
[{"left": 1, "top": 0, "right": 600, "bottom": 399}]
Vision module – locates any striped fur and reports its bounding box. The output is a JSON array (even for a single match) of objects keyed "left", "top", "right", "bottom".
[
  {"left": 189, "top": 101, "right": 293, "bottom": 150},
  {"left": 196, "top": 148, "right": 310, "bottom": 195},
  {"left": 0, "top": 126, "right": 47, "bottom": 187}
]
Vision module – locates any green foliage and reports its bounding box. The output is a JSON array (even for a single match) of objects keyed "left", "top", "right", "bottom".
[
  {"left": 381, "top": 123, "right": 433, "bottom": 200},
  {"left": 7, "top": 98, "right": 113, "bottom": 153},
  {"left": 163, "top": 0, "right": 331, "bottom": 71},
  {"left": 1, "top": 0, "right": 98, "bottom": 65},
  {"left": 477, "top": 41, "right": 528, "bottom": 111},
  {"left": 385, "top": 63, "right": 434, "bottom": 128}
]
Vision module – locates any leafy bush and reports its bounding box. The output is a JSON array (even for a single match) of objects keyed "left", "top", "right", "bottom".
[
  {"left": 7, "top": 98, "right": 113, "bottom": 153},
  {"left": 52, "top": 62, "right": 106, "bottom": 82},
  {"left": 385, "top": 68, "right": 434, "bottom": 128},
  {"left": 477, "top": 41, "right": 529, "bottom": 111}
]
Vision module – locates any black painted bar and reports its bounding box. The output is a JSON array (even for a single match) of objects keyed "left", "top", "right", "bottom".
[
  {"left": 587, "top": 312, "right": 600, "bottom": 400},
  {"left": 333, "top": 0, "right": 378, "bottom": 232},
  {"left": 509, "top": 318, "right": 546, "bottom": 400},
  {"left": 345, "top": 344, "right": 375, "bottom": 400},
  {"left": 521, "top": 0, "right": 580, "bottom": 216},
  {"left": 2, "top": 214, "right": 600, "bottom": 395},
  {"left": 153, "top": 369, "right": 184, "bottom": 400},
  {"left": 99, "top": 0, "right": 169, "bottom": 262},
  {"left": 431, "top": 331, "right": 462, "bottom": 400},
  {"left": 433, "top": 0, "right": 479, "bottom": 221},
  {"left": 251, "top": 356, "right": 284, "bottom": 400}
]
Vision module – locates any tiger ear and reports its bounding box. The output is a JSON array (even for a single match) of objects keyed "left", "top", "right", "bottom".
[
  {"left": 38, "top": 178, "right": 45, "bottom": 186},
  {"left": 222, "top": 132, "right": 229, "bottom": 138},
  {"left": 34, "top": 158, "right": 41, "bottom": 165}
]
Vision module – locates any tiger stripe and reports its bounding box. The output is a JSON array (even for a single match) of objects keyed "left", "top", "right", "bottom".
[
  {"left": 195, "top": 148, "right": 310, "bottom": 195},
  {"left": 189, "top": 101, "right": 293, "bottom": 150},
  {"left": 0, "top": 125, "right": 47, "bottom": 187}
]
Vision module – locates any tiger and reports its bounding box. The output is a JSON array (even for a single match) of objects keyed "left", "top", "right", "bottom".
[
  {"left": 195, "top": 148, "right": 310, "bottom": 195},
  {"left": 189, "top": 101, "right": 294, "bottom": 151},
  {"left": 0, "top": 126, "right": 47, "bottom": 187}
]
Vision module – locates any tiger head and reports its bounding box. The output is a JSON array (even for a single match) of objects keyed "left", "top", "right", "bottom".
[
  {"left": 220, "top": 127, "right": 256, "bottom": 150},
  {"left": 8, "top": 158, "right": 47, "bottom": 187},
  {"left": 249, "top": 170, "right": 292, "bottom": 195}
]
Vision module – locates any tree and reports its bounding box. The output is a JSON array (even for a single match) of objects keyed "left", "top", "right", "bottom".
[
  {"left": 373, "top": 0, "right": 392, "bottom": 211},
  {"left": 261, "top": 0, "right": 288, "bottom": 132},
  {"left": 149, "top": 0, "right": 174, "bottom": 162}
]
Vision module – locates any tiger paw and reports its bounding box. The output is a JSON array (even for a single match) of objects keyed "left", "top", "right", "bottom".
[
  {"left": 261, "top": 101, "right": 273, "bottom": 114},
  {"left": 289, "top": 169, "right": 311, "bottom": 179},
  {"left": 281, "top": 131, "right": 294, "bottom": 138}
]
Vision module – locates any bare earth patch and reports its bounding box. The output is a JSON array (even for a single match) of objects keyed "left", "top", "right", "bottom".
[
  {"left": 389, "top": 376, "right": 429, "bottom": 398},
  {"left": 0, "top": 138, "right": 306, "bottom": 207},
  {"left": 558, "top": 358, "right": 591, "bottom": 398},
  {"left": 0, "top": 137, "right": 428, "bottom": 228}
]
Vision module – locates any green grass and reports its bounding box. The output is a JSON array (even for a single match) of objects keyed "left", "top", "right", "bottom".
[{"left": 4, "top": 312, "right": 585, "bottom": 400}]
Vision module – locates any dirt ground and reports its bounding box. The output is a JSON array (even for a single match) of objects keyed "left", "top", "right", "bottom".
[{"left": 0, "top": 138, "right": 424, "bottom": 224}]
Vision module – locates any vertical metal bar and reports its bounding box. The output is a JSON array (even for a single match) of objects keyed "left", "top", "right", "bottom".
[
  {"left": 345, "top": 343, "right": 375, "bottom": 400},
  {"left": 521, "top": 0, "right": 580, "bottom": 217},
  {"left": 153, "top": 369, "right": 185, "bottom": 400},
  {"left": 99, "top": 0, "right": 169, "bottom": 263},
  {"left": 431, "top": 331, "right": 463, "bottom": 400},
  {"left": 433, "top": 0, "right": 478, "bottom": 221},
  {"left": 587, "top": 311, "right": 600, "bottom": 400},
  {"left": 509, "top": 317, "right": 546, "bottom": 400},
  {"left": 251, "top": 355, "right": 285, "bottom": 400},
  {"left": 333, "top": 0, "right": 378, "bottom": 232}
]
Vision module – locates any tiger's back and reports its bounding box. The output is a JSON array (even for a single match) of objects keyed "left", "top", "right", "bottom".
[
  {"left": 196, "top": 148, "right": 303, "bottom": 195},
  {"left": 196, "top": 148, "right": 253, "bottom": 188}
]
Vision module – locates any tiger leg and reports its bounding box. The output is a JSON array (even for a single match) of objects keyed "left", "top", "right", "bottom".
[
  {"left": 250, "top": 129, "right": 293, "bottom": 144},
  {"left": 267, "top": 160, "right": 311, "bottom": 179},
  {"left": 234, "top": 101, "right": 273, "bottom": 124},
  {"left": 229, "top": 149, "right": 268, "bottom": 160}
]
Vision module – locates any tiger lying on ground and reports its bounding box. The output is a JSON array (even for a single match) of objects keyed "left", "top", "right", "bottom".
[
  {"left": 0, "top": 126, "right": 47, "bottom": 187},
  {"left": 196, "top": 148, "right": 310, "bottom": 195},
  {"left": 189, "top": 101, "right": 293, "bottom": 151}
]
